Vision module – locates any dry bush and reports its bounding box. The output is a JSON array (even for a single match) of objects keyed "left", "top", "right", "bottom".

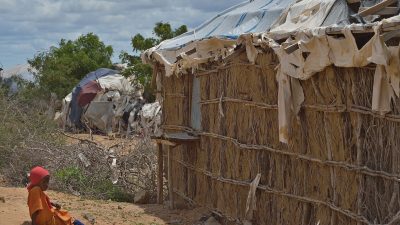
[{"left": 0, "top": 91, "right": 158, "bottom": 202}]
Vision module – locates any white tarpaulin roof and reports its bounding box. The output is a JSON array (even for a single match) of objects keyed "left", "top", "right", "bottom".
[
  {"left": 270, "top": 0, "right": 340, "bottom": 34},
  {"left": 154, "top": 0, "right": 356, "bottom": 52},
  {"left": 145, "top": 0, "right": 355, "bottom": 73},
  {"left": 156, "top": 0, "right": 294, "bottom": 51}
]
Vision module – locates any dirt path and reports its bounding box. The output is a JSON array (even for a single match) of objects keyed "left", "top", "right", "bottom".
[{"left": 0, "top": 187, "right": 207, "bottom": 225}]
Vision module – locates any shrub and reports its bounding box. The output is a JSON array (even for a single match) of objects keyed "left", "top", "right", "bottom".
[{"left": 0, "top": 90, "right": 157, "bottom": 203}]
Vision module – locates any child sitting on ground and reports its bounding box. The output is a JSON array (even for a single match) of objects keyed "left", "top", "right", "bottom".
[{"left": 27, "top": 166, "right": 84, "bottom": 225}]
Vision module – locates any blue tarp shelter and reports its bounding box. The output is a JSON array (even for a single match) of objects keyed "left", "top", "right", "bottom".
[{"left": 69, "top": 68, "right": 119, "bottom": 125}]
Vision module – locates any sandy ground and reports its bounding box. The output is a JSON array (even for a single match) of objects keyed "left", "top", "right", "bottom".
[
  {"left": 1, "top": 134, "right": 207, "bottom": 224},
  {"left": 0, "top": 187, "right": 208, "bottom": 225}
]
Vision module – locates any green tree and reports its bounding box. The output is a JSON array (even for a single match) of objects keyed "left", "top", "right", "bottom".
[
  {"left": 28, "top": 33, "right": 113, "bottom": 98},
  {"left": 120, "top": 22, "right": 187, "bottom": 102}
]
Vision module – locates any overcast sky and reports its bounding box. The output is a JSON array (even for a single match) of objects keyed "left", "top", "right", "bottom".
[{"left": 0, "top": 0, "right": 244, "bottom": 69}]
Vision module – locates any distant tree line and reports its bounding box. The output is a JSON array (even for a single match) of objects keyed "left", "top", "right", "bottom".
[{"left": 27, "top": 22, "right": 187, "bottom": 100}]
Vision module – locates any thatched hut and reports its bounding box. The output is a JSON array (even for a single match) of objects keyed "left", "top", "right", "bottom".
[{"left": 144, "top": 0, "right": 400, "bottom": 224}]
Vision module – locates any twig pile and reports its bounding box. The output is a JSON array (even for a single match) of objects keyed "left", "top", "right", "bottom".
[{"left": 0, "top": 93, "right": 158, "bottom": 202}]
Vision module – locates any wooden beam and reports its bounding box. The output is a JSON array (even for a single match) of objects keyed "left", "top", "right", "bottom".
[
  {"left": 150, "top": 63, "right": 158, "bottom": 90},
  {"left": 359, "top": 6, "right": 398, "bottom": 15},
  {"left": 284, "top": 43, "right": 300, "bottom": 54},
  {"left": 358, "top": 0, "right": 397, "bottom": 17},
  {"left": 381, "top": 29, "right": 400, "bottom": 42},
  {"left": 270, "top": 23, "right": 400, "bottom": 42},
  {"left": 163, "top": 132, "right": 200, "bottom": 142},
  {"left": 155, "top": 139, "right": 177, "bottom": 147},
  {"left": 157, "top": 143, "right": 163, "bottom": 204},
  {"left": 175, "top": 48, "right": 197, "bottom": 62},
  {"left": 167, "top": 146, "right": 174, "bottom": 209}
]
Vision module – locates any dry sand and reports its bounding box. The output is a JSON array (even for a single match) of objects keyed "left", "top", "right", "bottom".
[{"left": 0, "top": 187, "right": 207, "bottom": 225}]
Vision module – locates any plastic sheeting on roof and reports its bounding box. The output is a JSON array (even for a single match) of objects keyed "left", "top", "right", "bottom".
[
  {"left": 270, "top": 0, "right": 337, "bottom": 33},
  {"left": 144, "top": 0, "right": 359, "bottom": 78},
  {"left": 97, "top": 74, "right": 134, "bottom": 94},
  {"left": 69, "top": 68, "right": 119, "bottom": 125},
  {"left": 156, "top": 0, "right": 294, "bottom": 51},
  {"left": 322, "top": 0, "right": 355, "bottom": 26},
  {"left": 77, "top": 80, "right": 102, "bottom": 107},
  {"left": 154, "top": 0, "right": 357, "bottom": 52}
]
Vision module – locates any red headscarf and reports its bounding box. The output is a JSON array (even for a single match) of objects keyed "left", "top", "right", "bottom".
[{"left": 27, "top": 166, "right": 49, "bottom": 191}]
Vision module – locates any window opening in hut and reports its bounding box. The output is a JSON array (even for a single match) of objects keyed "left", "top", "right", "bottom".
[
  {"left": 353, "top": 32, "right": 374, "bottom": 50},
  {"left": 385, "top": 37, "right": 400, "bottom": 46},
  {"left": 302, "top": 52, "right": 310, "bottom": 60},
  {"left": 191, "top": 76, "right": 201, "bottom": 130}
]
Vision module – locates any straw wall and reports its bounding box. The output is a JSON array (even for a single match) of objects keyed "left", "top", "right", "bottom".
[{"left": 160, "top": 49, "right": 400, "bottom": 225}]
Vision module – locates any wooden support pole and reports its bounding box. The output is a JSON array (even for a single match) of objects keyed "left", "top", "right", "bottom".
[
  {"left": 358, "top": 0, "right": 397, "bottom": 17},
  {"left": 157, "top": 143, "right": 163, "bottom": 204},
  {"left": 168, "top": 146, "right": 174, "bottom": 209},
  {"left": 359, "top": 6, "right": 398, "bottom": 15},
  {"left": 175, "top": 48, "right": 197, "bottom": 62}
]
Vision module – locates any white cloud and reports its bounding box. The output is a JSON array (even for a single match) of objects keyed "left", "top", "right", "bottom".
[{"left": 0, "top": 0, "right": 244, "bottom": 68}]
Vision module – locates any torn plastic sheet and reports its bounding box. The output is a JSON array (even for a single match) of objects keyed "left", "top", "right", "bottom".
[
  {"left": 270, "top": 0, "right": 337, "bottom": 34},
  {"left": 83, "top": 101, "right": 115, "bottom": 132},
  {"left": 272, "top": 30, "right": 331, "bottom": 80},
  {"left": 145, "top": 0, "right": 358, "bottom": 78},
  {"left": 321, "top": 0, "right": 355, "bottom": 26},
  {"left": 372, "top": 65, "right": 395, "bottom": 115},
  {"left": 277, "top": 69, "right": 291, "bottom": 143},
  {"left": 327, "top": 28, "right": 373, "bottom": 67},
  {"left": 152, "top": 51, "right": 176, "bottom": 77},
  {"left": 141, "top": 102, "right": 161, "bottom": 119},
  {"left": 277, "top": 69, "right": 304, "bottom": 144},
  {"left": 154, "top": 0, "right": 293, "bottom": 51},
  {"left": 149, "top": 38, "right": 236, "bottom": 77},
  {"left": 97, "top": 74, "right": 134, "bottom": 95},
  {"left": 368, "top": 26, "right": 399, "bottom": 114},
  {"left": 238, "top": 34, "right": 259, "bottom": 64}
]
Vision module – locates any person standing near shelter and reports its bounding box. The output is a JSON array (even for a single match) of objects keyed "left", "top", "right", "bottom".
[{"left": 27, "top": 166, "right": 84, "bottom": 225}]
